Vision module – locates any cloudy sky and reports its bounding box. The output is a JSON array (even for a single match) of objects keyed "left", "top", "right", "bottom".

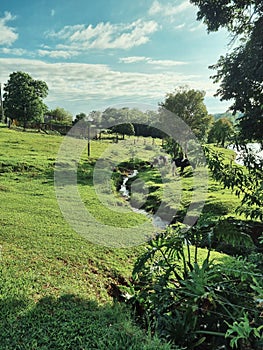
[{"left": 0, "top": 0, "right": 232, "bottom": 115}]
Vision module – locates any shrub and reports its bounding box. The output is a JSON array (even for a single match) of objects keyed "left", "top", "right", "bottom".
[{"left": 124, "top": 224, "right": 263, "bottom": 349}]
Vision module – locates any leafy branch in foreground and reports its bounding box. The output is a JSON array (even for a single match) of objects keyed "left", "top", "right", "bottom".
[
  {"left": 190, "top": 0, "right": 263, "bottom": 142},
  {"left": 225, "top": 312, "right": 263, "bottom": 349},
  {"left": 203, "top": 145, "right": 263, "bottom": 221},
  {"left": 124, "top": 224, "right": 263, "bottom": 349}
]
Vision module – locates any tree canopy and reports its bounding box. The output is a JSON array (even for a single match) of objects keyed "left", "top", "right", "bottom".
[
  {"left": 47, "top": 107, "right": 73, "bottom": 125},
  {"left": 3, "top": 71, "right": 48, "bottom": 129},
  {"left": 111, "top": 123, "right": 135, "bottom": 139},
  {"left": 208, "top": 117, "right": 234, "bottom": 147},
  {"left": 101, "top": 107, "right": 129, "bottom": 129},
  {"left": 190, "top": 0, "right": 263, "bottom": 142},
  {"left": 159, "top": 87, "right": 212, "bottom": 153},
  {"left": 159, "top": 87, "right": 212, "bottom": 141},
  {"left": 74, "top": 112, "right": 87, "bottom": 123},
  {"left": 159, "top": 87, "right": 212, "bottom": 157}
]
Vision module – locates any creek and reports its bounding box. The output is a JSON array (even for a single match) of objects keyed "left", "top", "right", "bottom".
[{"left": 119, "top": 170, "right": 169, "bottom": 230}]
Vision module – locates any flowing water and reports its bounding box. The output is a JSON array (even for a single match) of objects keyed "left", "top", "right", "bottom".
[
  {"left": 119, "top": 170, "right": 169, "bottom": 230},
  {"left": 119, "top": 170, "right": 138, "bottom": 198}
]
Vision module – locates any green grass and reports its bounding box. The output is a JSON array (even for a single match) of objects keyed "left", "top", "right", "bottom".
[
  {"left": 0, "top": 126, "right": 237, "bottom": 349},
  {"left": 0, "top": 128, "right": 149, "bottom": 299},
  {"left": 0, "top": 294, "right": 173, "bottom": 350},
  {"left": 125, "top": 148, "right": 241, "bottom": 222},
  {"left": 0, "top": 126, "right": 175, "bottom": 349}
]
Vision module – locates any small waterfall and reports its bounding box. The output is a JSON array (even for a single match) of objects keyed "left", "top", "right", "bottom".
[
  {"left": 119, "top": 169, "right": 169, "bottom": 230},
  {"left": 119, "top": 170, "right": 138, "bottom": 198}
]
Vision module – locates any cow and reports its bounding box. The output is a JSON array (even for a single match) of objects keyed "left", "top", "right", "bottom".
[
  {"left": 151, "top": 155, "right": 169, "bottom": 168},
  {"left": 171, "top": 157, "right": 191, "bottom": 176},
  {"left": 159, "top": 155, "right": 169, "bottom": 166},
  {"left": 151, "top": 157, "right": 160, "bottom": 168}
]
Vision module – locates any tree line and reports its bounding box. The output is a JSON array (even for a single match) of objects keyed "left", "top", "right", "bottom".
[{"left": 2, "top": 71, "right": 237, "bottom": 148}]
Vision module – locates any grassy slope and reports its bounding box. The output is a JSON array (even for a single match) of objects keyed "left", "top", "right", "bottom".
[
  {"left": 125, "top": 140, "right": 241, "bottom": 223},
  {"left": 0, "top": 128, "right": 124, "bottom": 297},
  {"left": 0, "top": 126, "right": 173, "bottom": 350},
  {"left": 0, "top": 127, "right": 232, "bottom": 349}
]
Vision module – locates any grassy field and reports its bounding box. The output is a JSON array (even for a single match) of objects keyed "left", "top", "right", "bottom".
[
  {"left": 0, "top": 125, "right": 236, "bottom": 349},
  {"left": 118, "top": 138, "right": 241, "bottom": 224}
]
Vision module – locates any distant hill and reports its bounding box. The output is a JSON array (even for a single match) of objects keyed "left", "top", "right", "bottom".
[{"left": 213, "top": 111, "right": 243, "bottom": 123}]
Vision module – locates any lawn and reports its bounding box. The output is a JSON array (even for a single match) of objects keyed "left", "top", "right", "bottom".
[{"left": 0, "top": 125, "right": 234, "bottom": 349}]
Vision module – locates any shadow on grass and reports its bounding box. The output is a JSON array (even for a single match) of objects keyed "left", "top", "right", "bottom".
[
  {"left": 11, "top": 162, "right": 95, "bottom": 187},
  {"left": 0, "top": 294, "right": 170, "bottom": 350}
]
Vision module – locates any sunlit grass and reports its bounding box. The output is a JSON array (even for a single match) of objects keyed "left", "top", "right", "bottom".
[{"left": 0, "top": 125, "right": 236, "bottom": 349}]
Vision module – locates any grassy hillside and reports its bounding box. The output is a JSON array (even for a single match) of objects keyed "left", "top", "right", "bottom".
[
  {"left": 0, "top": 126, "right": 175, "bottom": 349},
  {"left": 0, "top": 125, "right": 236, "bottom": 349}
]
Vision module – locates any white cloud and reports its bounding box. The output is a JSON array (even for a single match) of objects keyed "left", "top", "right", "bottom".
[
  {"left": 69, "top": 22, "right": 113, "bottom": 42},
  {"left": 189, "top": 23, "right": 204, "bottom": 32},
  {"left": 148, "top": 0, "right": 162, "bottom": 16},
  {"left": 119, "top": 56, "right": 149, "bottom": 64},
  {"left": 120, "top": 56, "right": 187, "bottom": 67},
  {"left": 147, "top": 0, "right": 202, "bottom": 31},
  {"left": 0, "top": 11, "right": 18, "bottom": 46},
  {"left": 148, "top": 0, "right": 192, "bottom": 17},
  {"left": 38, "top": 49, "right": 78, "bottom": 59},
  {"left": 1, "top": 47, "right": 26, "bottom": 56},
  {"left": 174, "top": 24, "right": 185, "bottom": 30},
  {"left": 148, "top": 59, "right": 187, "bottom": 67},
  {"left": 47, "top": 24, "right": 87, "bottom": 40},
  {"left": 0, "top": 57, "right": 226, "bottom": 114},
  {"left": 46, "top": 19, "right": 159, "bottom": 51}
]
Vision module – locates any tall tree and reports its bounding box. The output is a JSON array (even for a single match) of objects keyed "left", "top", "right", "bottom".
[
  {"left": 101, "top": 107, "right": 133, "bottom": 127},
  {"left": 159, "top": 87, "right": 212, "bottom": 156},
  {"left": 111, "top": 122, "right": 135, "bottom": 139},
  {"left": 3, "top": 71, "right": 48, "bottom": 129},
  {"left": 48, "top": 107, "right": 73, "bottom": 125},
  {"left": 190, "top": 0, "right": 263, "bottom": 142},
  {"left": 74, "top": 112, "right": 86, "bottom": 123},
  {"left": 0, "top": 83, "right": 4, "bottom": 122},
  {"left": 208, "top": 117, "right": 234, "bottom": 147},
  {"left": 160, "top": 87, "right": 212, "bottom": 140}
]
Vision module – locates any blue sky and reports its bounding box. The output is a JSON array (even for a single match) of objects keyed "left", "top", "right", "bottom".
[{"left": 0, "top": 0, "right": 232, "bottom": 115}]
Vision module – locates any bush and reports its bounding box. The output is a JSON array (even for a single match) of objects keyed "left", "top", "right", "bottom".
[{"left": 124, "top": 224, "right": 263, "bottom": 349}]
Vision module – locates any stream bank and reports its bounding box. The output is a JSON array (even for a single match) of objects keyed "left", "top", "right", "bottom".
[
  {"left": 118, "top": 169, "right": 170, "bottom": 230},
  {"left": 114, "top": 159, "right": 179, "bottom": 230}
]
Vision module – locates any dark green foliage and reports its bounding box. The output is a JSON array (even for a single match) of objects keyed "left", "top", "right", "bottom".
[
  {"left": 190, "top": 0, "right": 263, "bottom": 142},
  {"left": 212, "top": 217, "right": 257, "bottom": 256},
  {"left": 208, "top": 118, "right": 234, "bottom": 147},
  {"left": 111, "top": 122, "right": 135, "bottom": 139},
  {"left": 225, "top": 312, "right": 263, "bottom": 349},
  {"left": 162, "top": 137, "right": 182, "bottom": 158},
  {"left": 203, "top": 145, "right": 263, "bottom": 221},
  {"left": 159, "top": 87, "right": 213, "bottom": 142},
  {"left": 3, "top": 71, "right": 48, "bottom": 129},
  {"left": 100, "top": 107, "right": 165, "bottom": 139},
  {"left": 209, "top": 36, "right": 263, "bottom": 142},
  {"left": 126, "top": 225, "right": 263, "bottom": 349},
  {"left": 74, "top": 112, "right": 87, "bottom": 124},
  {"left": 190, "top": 0, "right": 263, "bottom": 34}
]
